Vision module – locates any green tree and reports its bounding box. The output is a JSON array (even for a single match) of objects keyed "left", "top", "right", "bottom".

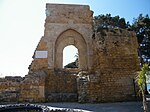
[
  {"left": 64, "top": 53, "right": 78, "bottom": 68},
  {"left": 118, "top": 18, "right": 126, "bottom": 29},
  {"left": 94, "top": 14, "right": 127, "bottom": 30},
  {"left": 64, "top": 61, "right": 77, "bottom": 68},
  {"left": 131, "top": 14, "right": 150, "bottom": 65},
  {"left": 94, "top": 14, "right": 150, "bottom": 65},
  {"left": 136, "top": 64, "right": 150, "bottom": 112}
]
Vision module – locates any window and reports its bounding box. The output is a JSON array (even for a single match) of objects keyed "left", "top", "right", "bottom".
[{"left": 63, "top": 45, "right": 78, "bottom": 68}]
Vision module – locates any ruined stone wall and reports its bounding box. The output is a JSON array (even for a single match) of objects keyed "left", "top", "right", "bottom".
[
  {"left": 0, "top": 4, "right": 140, "bottom": 103},
  {"left": 19, "top": 71, "right": 46, "bottom": 102},
  {"left": 77, "top": 29, "right": 140, "bottom": 102},
  {"left": 29, "top": 4, "right": 93, "bottom": 72},
  {"left": 29, "top": 37, "right": 48, "bottom": 73},
  {"left": 0, "top": 76, "right": 23, "bottom": 102},
  {"left": 0, "top": 71, "right": 46, "bottom": 103},
  {"left": 45, "top": 4, "right": 93, "bottom": 24},
  {"left": 45, "top": 69, "right": 78, "bottom": 102},
  {"left": 25, "top": 4, "right": 93, "bottom": 102}
]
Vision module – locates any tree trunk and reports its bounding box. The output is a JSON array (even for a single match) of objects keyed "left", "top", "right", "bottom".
[
  {"left": 145, "top": 82, "right": 149, "bottom": 95},
  {"left": 138, "top": 45, "right": 143, "bottom": 67},
  {"left": 142, "top": 90, "right": 148, "bottom": 112}
]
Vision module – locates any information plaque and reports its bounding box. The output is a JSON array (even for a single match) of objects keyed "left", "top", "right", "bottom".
[{"left": 35, "top": 51, "right": 48, "bottom": 58}]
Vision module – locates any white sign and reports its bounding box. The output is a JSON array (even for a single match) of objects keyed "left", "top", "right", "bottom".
[{"left": 35, "top": 51, "right": 48, "bottom": 58}]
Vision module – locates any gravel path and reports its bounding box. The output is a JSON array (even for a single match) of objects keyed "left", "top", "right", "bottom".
[
  {"left": 40, "top": 101, "right": 150, "bottom": 112},
  {"left": 1, "top": 100, "right": 150, "bottom": 112}
]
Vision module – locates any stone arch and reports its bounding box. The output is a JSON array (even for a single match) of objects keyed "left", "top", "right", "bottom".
[{"left": 55, "top": 29, "right": 88, "bottom": 70}]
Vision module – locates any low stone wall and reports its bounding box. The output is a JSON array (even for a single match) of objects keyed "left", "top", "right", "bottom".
[
  {"left": 19, "top": 71, "right": 46, "bottom": 102},
  {"left": 0, "top": 71, "right": 46, "bottom": 103},
  {"left": 45, "top": 69, "right": 78, "bottom": 102},
  {"left": 0, "top": 76, "right": 23, "bottom": 102},
  {"left": 0, "top": 70, "right": 78, "bottom": 103}
]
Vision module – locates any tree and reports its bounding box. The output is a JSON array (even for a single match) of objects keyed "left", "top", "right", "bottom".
[
  {"left": 136, "top": 64, "right": 150, "bottom": 112},
  {"left": 64, "top": 53, "right": 78, "bottom": 68},
  {"left": 131, "top": 14, "right": 150, "bottom": 65},
  {"left": 94, "top": 14, "right": 128, "bottom": 30},
  {"left": 94, "top": 14, "right": 150, "bottom": 65},
  {"left": 118, "top": 18, "right": 126, "bottom": 29},
  {"left": 64, "top": 61, "right": 78, "bottom": 68}
]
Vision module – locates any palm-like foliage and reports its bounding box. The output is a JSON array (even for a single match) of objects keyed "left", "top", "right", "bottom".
[
  {"left": 137, "top": 64, "right": 149, "bottom": 90},
  {"left": 136, "top": 64, "right": 150, "bottom": 112}
]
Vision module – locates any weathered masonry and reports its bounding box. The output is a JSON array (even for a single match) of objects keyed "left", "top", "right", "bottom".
[{"left": 0, "top": 4, "right": 140, "bottom": 102}]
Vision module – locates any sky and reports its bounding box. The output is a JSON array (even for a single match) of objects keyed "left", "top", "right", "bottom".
[{"left": 0, "top": 0, "right": 150, "bottom": 77}]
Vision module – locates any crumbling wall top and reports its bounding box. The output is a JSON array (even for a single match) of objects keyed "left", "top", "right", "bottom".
[{"left": 45, "top": 3, "right": 93, "bottom": 24}]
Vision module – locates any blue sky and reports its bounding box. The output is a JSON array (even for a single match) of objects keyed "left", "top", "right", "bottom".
[{"left": 0, "top": 0, "right": 150, "bottom": 77}]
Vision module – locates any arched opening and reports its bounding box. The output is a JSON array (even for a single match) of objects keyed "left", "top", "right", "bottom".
[
  {"left": 55, "top": 29, "right": 88, "bottom": 70},
  {"left": 63, "top": 45, "right": 78, "bottom": 68}
]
